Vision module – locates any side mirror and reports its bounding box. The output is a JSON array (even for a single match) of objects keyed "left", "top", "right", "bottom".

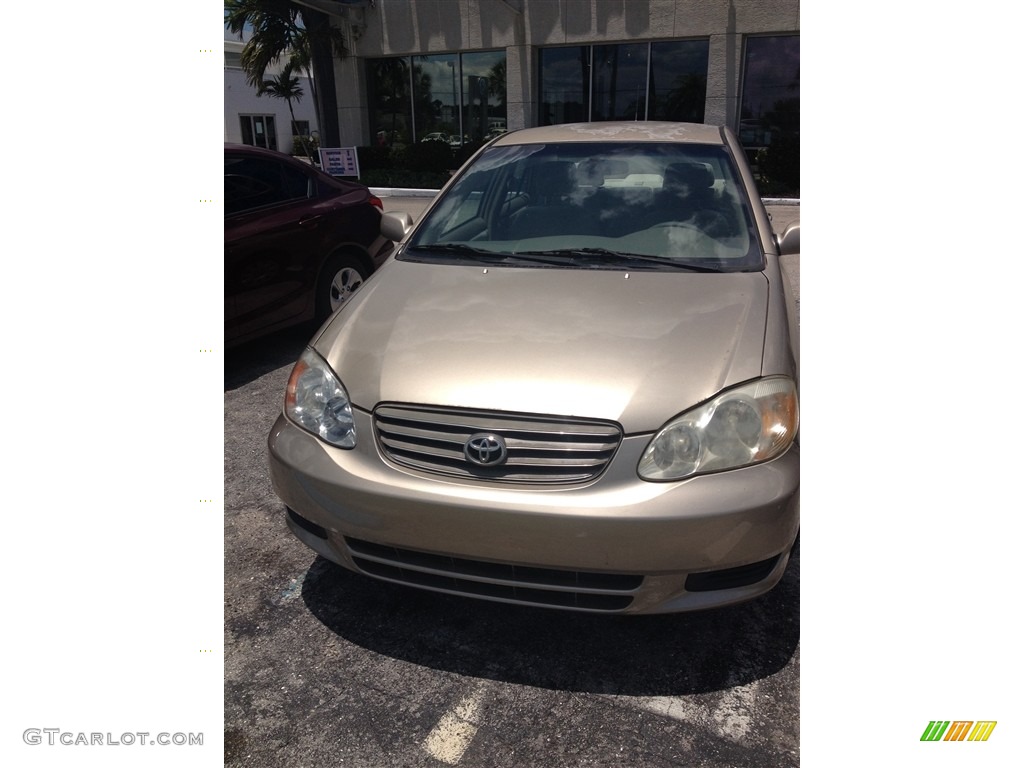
[
  {"left": 381, "top": 211, "right": 414, "bottom": 242},
  {"left": 776, "top": 223, "right": 800, "bottom": 255}
]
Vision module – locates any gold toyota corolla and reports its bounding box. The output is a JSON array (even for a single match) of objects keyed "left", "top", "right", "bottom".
[{"left": 268, "top": 122, "right": 800, "bottom": 614}]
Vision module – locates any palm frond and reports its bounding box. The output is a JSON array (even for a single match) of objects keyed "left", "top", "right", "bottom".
[
  {"left": 258, "top": 63, "right": 304, "bottom": 102},
  {"left": 226, "top": 0, "right": 349, "bottom": 146},
  {"left": 225, "top": 0, "right": 304, "bottom": 85}
]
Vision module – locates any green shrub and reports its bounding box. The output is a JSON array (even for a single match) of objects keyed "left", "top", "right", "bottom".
[
  {"left": 360, "top": 168, "right": 450, "bottom": 189},
  {"left": 402, "top": 141, "right": 455, "bottom": 173},
  {"left": 357, "top": 145, "right": 392, "bottom": 171},
  {"left": 352, "top": 142, "right": 457, "bottom": 188},
  {"left": 292, "top": 134, "right": 319, "bottom": 159}
]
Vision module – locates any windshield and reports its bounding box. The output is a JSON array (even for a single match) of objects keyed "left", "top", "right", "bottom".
[{"left": 405, "top": 142, "right": 762, "bottom": 271}]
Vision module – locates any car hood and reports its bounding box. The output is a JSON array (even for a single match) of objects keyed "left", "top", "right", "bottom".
[{"left": 315, "top": 260, "right": 768, "bottom": 433}]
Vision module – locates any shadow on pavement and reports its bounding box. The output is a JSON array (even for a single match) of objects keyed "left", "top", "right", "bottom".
[
  {"left": 299, "top": 539, "right": 799, "bottom": 697},
  {"left": 224, "top": 326, "right": 312, "bottom": 391}
]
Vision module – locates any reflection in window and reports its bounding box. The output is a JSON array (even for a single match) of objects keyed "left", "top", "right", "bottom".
[
  {"left": 648, "top": 40, "right": 709, "bottom": 122},
  {"left": 739, "top": 36, "right": 799, "bottom": 148},
  {"left": 539, "top": 47, "right": 590, "bottom": 126},
  {"left": 739, "top": 35, "right": 799, "bottom": 194},
  {"left": 462, "top": 51, "right": 507, "bottom": 144},
  {"left": 367, "top": 57, "right": 412, "bottom": 146},
  {"left": 413, "top": 53, "right": 458, "bottom": 144},
  {"left": 367, "top": 52, "right": 506, "bottom": 147},
  {"left": 540, "top": 41, "right": 708, "bottom": 125},
  {"left": 592, "top": 43, "right": 648, "bottom": 121}
]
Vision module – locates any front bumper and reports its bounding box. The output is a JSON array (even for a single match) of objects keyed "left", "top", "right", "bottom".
[{"left": 268, "top": 410, "right": 799, "bottom": 614}]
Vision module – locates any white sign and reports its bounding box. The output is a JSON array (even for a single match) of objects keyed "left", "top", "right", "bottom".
[{"left": 318, "top": 147, "right": 360, "bottom": 178}]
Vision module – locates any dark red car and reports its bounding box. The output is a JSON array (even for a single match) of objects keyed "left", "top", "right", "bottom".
[{"left": 225, "top": 144, "right": 394, "bottom": 346}]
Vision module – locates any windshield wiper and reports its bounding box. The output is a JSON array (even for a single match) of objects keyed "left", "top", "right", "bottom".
[
  {"left": 409, "top": 244, "right": 725, "bottom": 271},
  {"left": 407, "top": 243, "right": 574, "bottom": 267},
  {"left": 515, "top": 248, "right": 724, "bottom": 272},
  {"left": 408, "top": 243, "right": 500, "bottom": 257}
]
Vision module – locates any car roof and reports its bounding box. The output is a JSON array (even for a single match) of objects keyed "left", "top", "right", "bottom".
[
  {"left": 490, "top": 121, "right": 726, "bottom": 146},
  {"left": 224, "top": 142, "right": 366, "bottom": 192},
  {"left": 224, "top": 142, "right": 296, "bottom": 158}
]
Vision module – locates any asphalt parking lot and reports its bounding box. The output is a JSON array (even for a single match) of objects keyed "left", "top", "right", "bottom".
[{"left": 225, "top": 200, "right": 800, "bottom": 768}]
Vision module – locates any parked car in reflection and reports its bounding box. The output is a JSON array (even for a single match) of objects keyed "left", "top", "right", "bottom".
[
  {"left": 269, "top": 122, "right": 800, "bottom": 614},
  {"left": 419, "top": 132, "right": 453, "bottom": 145},
  {"left": 224, "top": 144, "right": 394, "bottom": 346}
]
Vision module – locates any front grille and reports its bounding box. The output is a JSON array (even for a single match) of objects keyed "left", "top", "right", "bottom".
[
  {"left": 346, "top": 537, "right": 641, "bottom": 611},
  {"left": 373, "top": 404, "right": 622, "bottom": 483}
]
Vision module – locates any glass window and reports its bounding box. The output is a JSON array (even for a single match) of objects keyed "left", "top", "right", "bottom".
[
  {"left": 368, "top": 52, "right": 506, "bottom": 147},
  {"left": 367, "top": 57, "right": 413, "bottom": 147},
  {"left": 224, "top": 154, "right": 310, "bottom": 216},
  {"left": 239, "top": 115, "right": 277, "bottom": 151},
  {"left": 540, "top": 41, "right": 709, "bottom": 125},
  {"left": 225, "top": 51, "right": 243, "bottom": 69},
  {"left": 461, "top": 51, "right": 507, "bottom": 145},
  {"left": 592, "top": 43, "right": 648, "bottom": 122},
  {"left": 648, "top": 40, "right": 709, "bottom": 122},
  {"left": 291, "top": 120, "right": 310, "bottom": 137},
  {"left": 539, "top": 47, "right": 590, "bottom": 126},
  {"left": 739, "top": 35, "right": 799, "bottom": 194},
  {"left": 412, "top": 53, "right": 459, "bottom": 144},
  {"left": 739, "top": 35, "right": 799, "bottom": 147}
]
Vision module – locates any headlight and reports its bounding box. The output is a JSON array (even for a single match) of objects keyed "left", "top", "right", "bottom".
[
  {"left": 284, "top": 348, "right": 357, "bottom": 448},
  {"left": 638, "top": 377, "right": 798, "bottom": 481}
]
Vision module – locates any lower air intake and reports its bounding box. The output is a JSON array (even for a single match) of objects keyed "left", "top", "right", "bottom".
[{"left": 346, "top": 537, "right": 640, "bottom": 611}]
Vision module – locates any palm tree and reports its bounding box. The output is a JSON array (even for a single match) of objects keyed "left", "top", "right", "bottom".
[
  {"left": 285, "top": 35, "right": 320, "bottom": 145},
  {"left": 487, "top": 59, "right": 507, "bottom": 107},
  {"left": 660, "top": 74, "right": 707, "bottom": 122},
  {"left": 224, "top": 0, "right": 347, "bottom": 146},
  {"left": 258, "top": 63, "right": 315, "bottom": 162},
  {"left": 371, "top": 57, "right": 411, "bottom": 143}
]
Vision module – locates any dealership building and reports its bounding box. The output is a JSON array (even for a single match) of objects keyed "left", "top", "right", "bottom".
[{"left": 228, "top": 0, "right": 798, "bottom": 157}]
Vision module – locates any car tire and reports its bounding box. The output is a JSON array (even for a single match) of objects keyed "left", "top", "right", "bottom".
[{"left": 316, "top": 254, "right": 368, "bottom": 324}]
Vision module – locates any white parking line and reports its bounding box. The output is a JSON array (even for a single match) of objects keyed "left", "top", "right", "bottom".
[
  {"left": 711, "top": 681, "right": 758, "bottom": 741},
  {"left": 422, "top": 683, "right": 488, "bottom": 765},
  {"left": 626, "top": 680, "right": 760, "bottom": 742}
]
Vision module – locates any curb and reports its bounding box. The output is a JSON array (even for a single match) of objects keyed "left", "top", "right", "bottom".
[{"left": 369, "top": 187, "right": 442, "bottom": 198}]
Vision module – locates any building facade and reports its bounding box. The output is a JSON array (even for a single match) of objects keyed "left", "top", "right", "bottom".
[
  {"left": 323, "top": 0, "right": 798, "bottom": 157},
  {"left": 224, "top": 28, "right": 321, "bottom": 153}
]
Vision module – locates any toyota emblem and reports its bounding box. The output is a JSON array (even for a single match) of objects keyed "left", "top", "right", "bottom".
[{"left": 464, "top": 433, "right": 508, "bottom": 467}]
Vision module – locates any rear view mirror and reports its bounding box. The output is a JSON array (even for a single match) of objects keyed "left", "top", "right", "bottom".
[
  {"left": 381, "top": 211, "right": 414, "bottom": 242},
  {"left": 776, "top": 223, "right": 800, "bottom": 255}
]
